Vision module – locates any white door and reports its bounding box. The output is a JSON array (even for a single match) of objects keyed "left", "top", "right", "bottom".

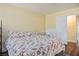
[{"left": 56, "top": 16, "right": 67, "bottom": 44}]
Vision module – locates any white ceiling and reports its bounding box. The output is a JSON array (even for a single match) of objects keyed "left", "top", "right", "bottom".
[{"left": 8, "top": 3, "right": 79, "bottom": 15}]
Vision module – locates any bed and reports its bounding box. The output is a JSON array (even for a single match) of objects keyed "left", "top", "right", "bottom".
[{"left": 5, "top": 32, "right": 65, "bottom": 56}]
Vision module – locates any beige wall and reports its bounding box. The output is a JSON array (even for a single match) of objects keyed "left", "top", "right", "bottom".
[
  {"left": 0, "top": 4, "right": 45, "bottom": 51},
  {"left": 2, "top": 4, "right": 45, "bottom": 32},
  {"left": 45, "top": 15, "right": 56, "bottom": 30}
]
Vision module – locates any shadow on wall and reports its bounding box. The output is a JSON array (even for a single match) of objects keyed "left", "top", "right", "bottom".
[{"left": 2, "top": 27, "right": 9, "bottom": 52}]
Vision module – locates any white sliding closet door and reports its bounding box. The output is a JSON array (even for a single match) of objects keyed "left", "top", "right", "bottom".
[{"left": 56, "top": 16, "right": 67, "bottom": 44}]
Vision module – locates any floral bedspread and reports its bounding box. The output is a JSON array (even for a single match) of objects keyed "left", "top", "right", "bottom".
[{"left": 5, "top": 32, "right": 65, "bottom": 56}]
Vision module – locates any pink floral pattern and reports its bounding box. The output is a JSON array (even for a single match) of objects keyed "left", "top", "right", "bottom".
[{"left": 6, "top": 32, "right": 65, "bottom": 56}]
